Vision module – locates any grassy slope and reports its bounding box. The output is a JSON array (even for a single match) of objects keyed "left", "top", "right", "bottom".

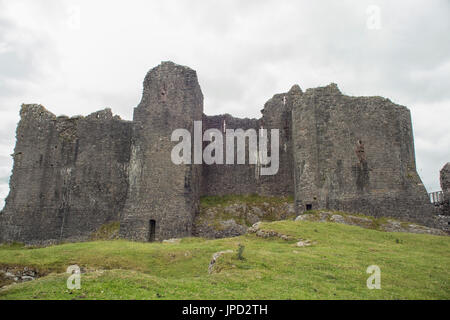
[{"left": 0, "top": 219, "right": 448, "bottom": 300}]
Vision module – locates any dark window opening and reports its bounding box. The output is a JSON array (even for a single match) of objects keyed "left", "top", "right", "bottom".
[
  {"left": 149, "top": 219, "right": 156, "bottom": 242},
  {"left": 284, "top": 126, "right": 290, "bottom": 140},
  {"left": 306, "top": 204, "right": 312, "bottom": 211}
]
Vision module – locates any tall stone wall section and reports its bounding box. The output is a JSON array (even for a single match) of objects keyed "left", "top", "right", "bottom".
[
  {"left": 440, "top": 163, "right": 450, "bottom": 216},
  {"left": 119, "top": 62, "right": 203, "bottom": 241},
  {"left": 201, "top": 114, "right": 260, "bottom": 196},
  {"left": 0, "top": 105, "right": 131, "bottom": 244},
  {"left": 201, "top": 85, "right": 301, "bottom": 198},
  {"left": 257, "top": 85, "right": 301, "bottom": 196},
  {"left": 291, "top": 84, "right": 435, "bottom": 226}
]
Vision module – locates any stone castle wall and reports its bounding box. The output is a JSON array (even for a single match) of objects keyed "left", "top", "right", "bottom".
[
  {"left": 119, "top": 62, "right": 203, "bottom": 241},
  {"left": 0, "top": 61, "right": 441, "bottom": 244},
  {"left": 201, "top": 114, "right": 261, "bottom": 196},
  {"left": 0, "top": 106, "right": 131, "bottom": 244},
  {"left": 291, "top": 84, "right": 434, "bottom": 226},
  {"left": 257, "top": 85, "right": 301, "bottom": 197},
  {"left": 440, "top": 163, "right": 450, "bottom": 216},
  {"left": 200, "top": 84, "right": 301, "bottom": 198}
]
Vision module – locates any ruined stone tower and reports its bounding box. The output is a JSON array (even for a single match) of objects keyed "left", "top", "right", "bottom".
[
  {"left": 118, "top": 62, "right": 203, "bottom": 241},
  {"left": 0, "top": 61, "right": 441, "bottom": 245},
  {"left": 291, "top": 84, "right": 434, "bottom": 225}
]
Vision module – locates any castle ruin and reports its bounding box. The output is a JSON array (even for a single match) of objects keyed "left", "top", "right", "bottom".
[{"left": 0, "top": 61, "right": 442, "bottom": 244}]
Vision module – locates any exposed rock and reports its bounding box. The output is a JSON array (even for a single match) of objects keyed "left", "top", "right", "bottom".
[
  {"left": 248, "top": 221, "right": 311, "bottom": 245},
  {"left": 162, "top": 238, "right": 181, "bottom": 244},
  {"left": 246, "top": 213, "right": 260, "bottom": 225},
  {"left": 296, "top": 240, "right": 312, "bottom": 247},
  {"left": 21, "top": 276, "right": 34, "bottom": 282},
  {"left": 0, "top": 266, "right": 42, "bottom": 287},
  {"left": 381, "top": 219, "right": 446, "bottom": 236},
  {"left": 248, "top": 222, "right": 261, "bottom": 233},
  {"left": 330, "top": 214, "right": 345, "bottom": 224},
  {"left": 193, "top": 218, "right": 247, "bottom": 239},
  {"left": 221, "top": 219, "right": 248, "bottom": 234},
  {"left": 208, "top": 250, "right": 233, "bottom": 274},
  {"left": 294, "top": 215, "right": 308, "bottom": 222},
  {"left": 193, "top": 200, "right": 296, "bottom": 239},
  {"left": 295, "top": 211, "right": 447, "bottom": 236},
  {"left": 249, "top": 225, "right": 295, "bottom": 241},
  {"left": 251, "top": 206, "right": 264, "bottom": 217},
  {"left": 285, "top": 203, "right": 296, "bottom": 215}
]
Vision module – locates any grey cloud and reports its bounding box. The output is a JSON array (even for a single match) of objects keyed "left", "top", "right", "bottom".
[{"left": 0, "top": 123, "right": 16, "bottom": 145}]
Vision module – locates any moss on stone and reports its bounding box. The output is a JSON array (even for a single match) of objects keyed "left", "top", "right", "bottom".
[{"left": 90, "top": 222, "right": 120, "bottom": 240}]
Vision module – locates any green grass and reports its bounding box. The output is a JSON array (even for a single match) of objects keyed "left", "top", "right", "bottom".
[
  {"left": 89, "top": 221, "right": 120, "bottom": 241},
  {"left": 200, "top": 194, "right": 294, "bottom": 208},
  {"left": 0, "top": 220, "right": 449, "bottom": 300},
  {"left": 300, "top": 210, "right": 441, "bottom": 234}
]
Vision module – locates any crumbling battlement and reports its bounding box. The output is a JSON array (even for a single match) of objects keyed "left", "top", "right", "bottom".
[{"left": 0, "top": 61, "right": 439, "bottom": 244}]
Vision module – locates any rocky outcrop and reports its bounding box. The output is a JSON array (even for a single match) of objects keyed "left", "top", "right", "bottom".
[
  {"left": 295, "top": 211, "right": 447, "bottom": 236},
  {"left": 0, "top": 266, "right": 42, "bottom": 287},
  {"left": 248, "top": 222, "right": 312, "bottom": 246},
  {"left": 193, "top": 199, "right": 296, "bottom": 239},
  {"left": 208, "top": 250, "right": 233, "bottom": 274}
]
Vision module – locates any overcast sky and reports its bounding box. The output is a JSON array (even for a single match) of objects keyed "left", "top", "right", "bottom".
[{"left": 0, "top": 0, "right": 449, "bottom": 209}]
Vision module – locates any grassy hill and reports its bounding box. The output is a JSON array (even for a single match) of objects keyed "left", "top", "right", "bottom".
[{"left": 0, "top": 218, "right": 449, "bottom": 299}]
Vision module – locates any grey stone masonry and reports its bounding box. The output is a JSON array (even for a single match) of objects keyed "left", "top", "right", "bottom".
[
  {"left": 118, "top": 62, "right": 203, "bottom": 241},
  {"left": 0, "top": 106, "right": 131, "bottom": 245},
  {"left": 0, "top": 62, "right": 443, "bottom": 245},
  {"left": 291, "top": 84, "right": 435, "bottom": 226},
  {"left": 440, "top": 163, "right": 450, "bottom": 216}
]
